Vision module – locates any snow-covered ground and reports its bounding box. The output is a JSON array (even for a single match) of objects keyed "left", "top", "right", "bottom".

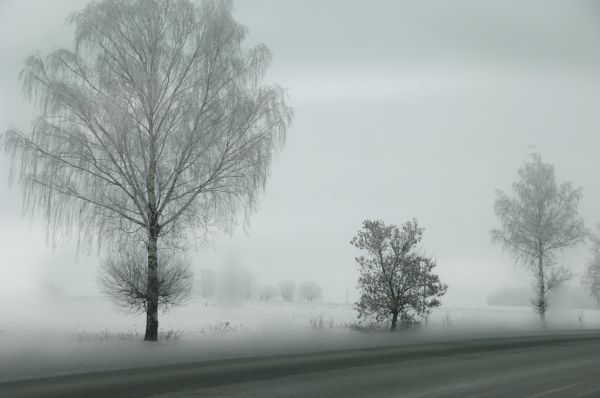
[
  {"left": 4, "top": 295, "right": 598, "bottom": 337},
  {"left": 1, "top": 295, "right": 599, "bottom": 382}
]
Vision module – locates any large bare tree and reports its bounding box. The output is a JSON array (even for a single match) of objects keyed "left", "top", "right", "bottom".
[
  {"left": 491, "top": 154, "right": 585, "bottom": 325},
  {"left": 3, "top": 0, "right": 292, "bottom": 341}
]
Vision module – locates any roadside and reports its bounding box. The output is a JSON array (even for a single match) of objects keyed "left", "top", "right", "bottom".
[
  {"left": 2, "top": 331, "right": 600, "bottom": 398},
  {"left": 1, "top": 327, "right": 599, "bottom": 384}
]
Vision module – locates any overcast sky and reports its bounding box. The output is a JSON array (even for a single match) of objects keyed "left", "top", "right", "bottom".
[{"left": 1, "top": 0, "right": 600, "bottom": 305}]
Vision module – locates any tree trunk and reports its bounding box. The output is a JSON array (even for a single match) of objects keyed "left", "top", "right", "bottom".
[
  {"left": 145, "top": 130, "right": 159, "bottom": 341},
  {"left": 390, "top": 311, "right": 399, "bottom": 331},
  {"left": 536, "top": 256, "right": 547, "bottom": 327},
  {"left": 144, "top": 226, "right": 160, "bottom": 341}
]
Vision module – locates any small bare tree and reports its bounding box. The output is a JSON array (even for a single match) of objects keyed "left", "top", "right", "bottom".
[
  {"left": 351, "top": 219, "right": 447, "bottom": 331},
  {"left": 298, "top": 281, "right": 323, "bottom": 303},
  {"left": 279, "top": 280, "right": 296, "bottom": 303},
  {"left": 99, "top": 246, "right": 192, "bottom": 313},
  {"left": 582, "top": 227, "right": 600, "bottom": 308},
  {"left": 492, "top": 154, "right": 585, "bottom": 325},
  {"left": 3, "top": 0, "right": 291, "bottom": 340}
]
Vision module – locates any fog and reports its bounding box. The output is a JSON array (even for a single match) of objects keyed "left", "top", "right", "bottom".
[{"left": 1, "top": 0, "right": 600, "bottom": 355}]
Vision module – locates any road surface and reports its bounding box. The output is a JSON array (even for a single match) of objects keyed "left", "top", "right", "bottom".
[{"left": 2, "top": 332, "right": 600, "bottom": 397}]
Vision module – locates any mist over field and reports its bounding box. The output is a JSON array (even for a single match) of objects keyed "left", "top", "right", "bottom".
[{"left": 2, "top": 1, "right": 600, "bottom": 387}]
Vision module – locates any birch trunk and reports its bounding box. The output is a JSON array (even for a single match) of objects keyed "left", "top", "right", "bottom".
[
  {"left": 145, "top": 225, "right": 160, "bottom": 341},
  {"left": 537, "top": 256, "right": 547, "bottom": 327}
]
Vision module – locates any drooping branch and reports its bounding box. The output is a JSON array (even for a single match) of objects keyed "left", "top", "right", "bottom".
[{"left": 4, "top": 0, "right": 293, "bottom": 249}]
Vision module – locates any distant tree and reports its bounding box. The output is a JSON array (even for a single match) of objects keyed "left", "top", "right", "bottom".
[
  {"left": 492, "top": 154, "right": 585, "bottom": 325},
  {"left": 217, "top": 264, "right": 255, "bottom": 304},
  {"left": 196, "top": 268, "right": 216, "bottom": 299},
  {"left": 351, "top": 219, "right": 447, "bottom": 331},
  {"left": 298, "top": 281, "right": 323, "bottom": 303},
  {"left": 258, "top": 285, "right": 277, "bottom": 301},
  {"left": 279, "top": 280, "right": 296, "bottom": 303},
  {"left": 4, "top": 0, "right": 292, "bottom": 341},
  {"left": 241, "top": 269, "right": 257, "bottom": 301},
  {"left": 582, "top": 227, "right": 600, "bottom": 308},
  {"left": 99, "top": 245, "right": 192, "bottom": 313}
]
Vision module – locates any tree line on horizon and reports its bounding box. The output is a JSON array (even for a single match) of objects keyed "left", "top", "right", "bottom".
[{"left": 193, "top": 268, "right": 323, "bottom": 304}]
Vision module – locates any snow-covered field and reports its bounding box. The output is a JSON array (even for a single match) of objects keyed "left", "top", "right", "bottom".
[
  {"left": 1, "top": 296, "right": 358, "bottom": 340},
  {"left": 2, "top": 295, "right": 597, "bottom": 338},
  {"left": 1, "top": 295, "right": 599, "bottom": 382}
]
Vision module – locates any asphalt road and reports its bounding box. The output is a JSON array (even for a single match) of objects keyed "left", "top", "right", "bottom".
[{"left": 2, "top": 332, "right": 600, "bottom": 397}]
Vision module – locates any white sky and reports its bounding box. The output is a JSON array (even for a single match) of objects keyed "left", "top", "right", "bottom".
[{"left": 1, "top": 0, "right": 600, "bottom": 305}]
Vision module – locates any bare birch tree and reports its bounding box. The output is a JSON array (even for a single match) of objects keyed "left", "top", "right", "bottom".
[
  {"left": 3, "top": 0, "right": 292, "bottom": 341},
  {"left": 491, "top": 154, "right": 585, "bottom": 325},
  {"left": 351, "top": 219, "right": 447, "bottom": 331}
]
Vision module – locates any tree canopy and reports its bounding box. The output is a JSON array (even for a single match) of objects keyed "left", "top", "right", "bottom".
[{"left": 351, "top": 219, "right": 447, "bottom": 331}]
